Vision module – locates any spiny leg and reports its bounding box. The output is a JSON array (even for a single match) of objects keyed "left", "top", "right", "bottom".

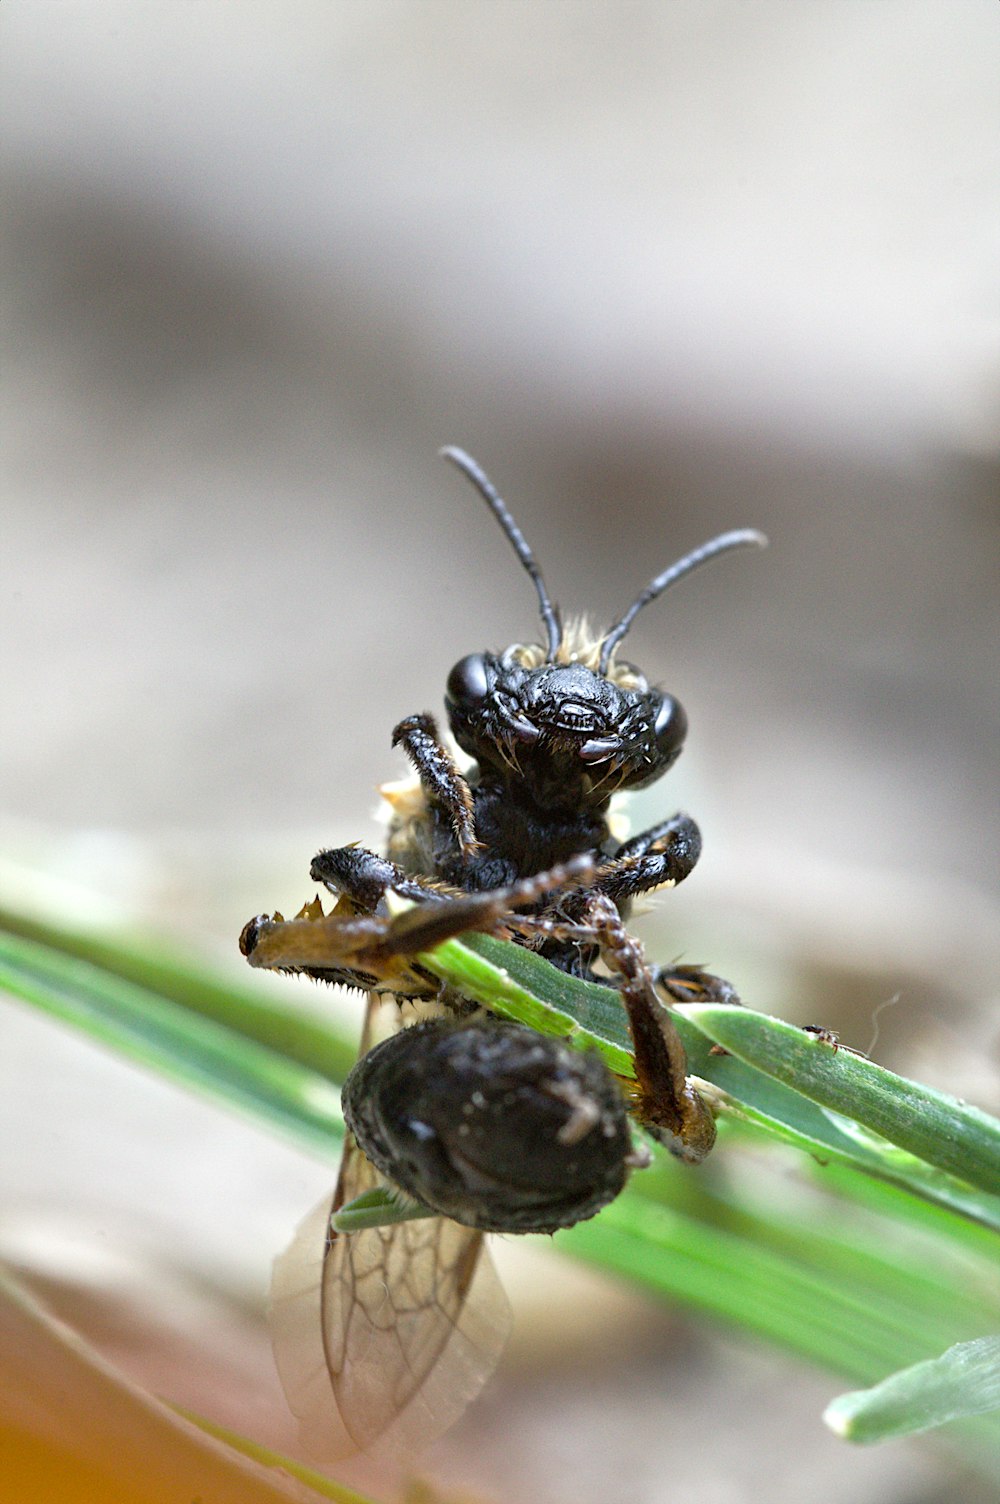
[
  {"left": 650, "top": 963, "right": 741, "bottom": 1007},
  {"left": 392, "top": 713, "right": 480, "bottom": 861},
  {"left": 311, "top": 845, "right": 451, "bottom": 912},
  {"left": 584, "top": 896, "right": 716, "bottom": 1162},
  {"left": 240, "top": 855, "right": 596, "bottom": 990},
  {"left": 374, "top": 854, "right": 595, "bottom": 957},
  {"left": 513, "top": 896, "right": 716, "bottom": 1163},
  {"left": 615, "top": 813, "right": 701, "bottom": 862},
  {"left": 592, "top": 813, "right": 702, "bottom": 905},
  {"left": 592, "top": 813, "right": 738, "bottom": 1006}
]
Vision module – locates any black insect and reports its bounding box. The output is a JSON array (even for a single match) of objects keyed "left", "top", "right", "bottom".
[{"left": 243, "top": 448, "right": 765, "bottom": 1456}]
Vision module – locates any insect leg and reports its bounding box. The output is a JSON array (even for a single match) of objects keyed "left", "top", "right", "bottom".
[
  {"left": 375, "top": 855, "right": 595, "bottom": 957},
  {"left": 311, "top": 845, "right": 447, "bottom": 912},
  {"left": 648, "top": 962, "right": 741, "bottom": 1007},
  {"left": 592, "top": 817, "right": 738, "bottom": 1004},
  {"left": 573, "top": 895, "right": 717, "bottom": 1163},
  {"left": 392, "top": 713, "right": 480, "bottom": 860},
  {"left": 615, "top": 813, "right": 701, "bottom": 861},
  {"left": 593, "top": 813, "right": 701, "bottom": 903},
  {"left": 240, "top": 856, "right": 595, "bottom": 988}
]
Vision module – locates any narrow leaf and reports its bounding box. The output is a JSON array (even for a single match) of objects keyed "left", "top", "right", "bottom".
[
  {"left": 0, "top": 929, "right": 344, "bottom": 1158},
  {"left": 824, "top": 1336, "right": 1000, "bottom": 1442},
  {"left": 331, "top": 1187, "right": 434, "bottom": 1232},
  {"left": 684, "top": 1004, "right": 1000, "bottom": 1198},
  {"left": 168, "top": 1404, "right": 376, "bottom": 1502}
]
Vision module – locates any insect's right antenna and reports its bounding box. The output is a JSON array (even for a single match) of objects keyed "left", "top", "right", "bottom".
[
  {"left": 441, "top": 446, "right": 562, "bottom": 661},
  {"left": 598, "top": 528, "right": 767, "bottom": 673}
]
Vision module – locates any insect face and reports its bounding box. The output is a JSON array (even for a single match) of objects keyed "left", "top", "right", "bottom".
[
  {"left": 446, "top": 647, "right": 688, "bottom": 810},
  {"left": 343, "top": 1016, "right": 632, "bottom": 1234}
]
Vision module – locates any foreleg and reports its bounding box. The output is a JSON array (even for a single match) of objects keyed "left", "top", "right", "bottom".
[
  {"left": 591, "top": 813, "right": 701, "bottom": 905},
  {"left": 392, "top": 713, "right": 479, "bottom": 860},
  {"left": 310, "top": 844, "right": 446, "bottom": 912}
]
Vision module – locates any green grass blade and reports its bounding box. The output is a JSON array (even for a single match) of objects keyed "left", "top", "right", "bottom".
[
  {"left": 168, "top": 1404, "right": 376, "bottom": 1503},
  {"left": 823, "top": 1337, "right": 1000, "bottom": 1443},
  {"left": 0, "top": 901, "right": 358, "bottom": 1084},
  {"left": 805, "top": 1156, "right": 1000, "bottom": 1263},
  {"left": 673, "top": 1017, "right": 1000, "bottom": 1233},
  {"left": 331, "top": 1187, "right": 434, "bottom": 1232},
  {"left": 630, "top": 1149, "right": 1000, "bottom": 1337},
  {"left": 15, "top": 892, "right": 997, "bottom": 1232},
  {"left": 559, "top": 1189, "right": 948, "bottom": 1383},
  {"left": 0, "top": 928, "right": 344, "bottom": 1159},
  {"left": 684, "top": 1004, "right": 1000, "bottom": 1197},
  {"left": 423, "top": 930, "right": 635, "bottom": 1068},
  {"left": 563, "top": 1189, "right": 1000, "bottom": 1467}
]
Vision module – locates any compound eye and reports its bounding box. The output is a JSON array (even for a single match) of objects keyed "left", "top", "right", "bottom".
[
  {"left": 652, "top": 693, "right": 687, "bottom": 763},
  {"left": 446, "top": 653, "right": 490, "bottom": 708}
]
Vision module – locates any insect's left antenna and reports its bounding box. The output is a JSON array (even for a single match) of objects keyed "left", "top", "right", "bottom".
[
  {"left": 599, "top": 528, "right": 767, "bottom": 673},
  {"left": 441, "top": 447, "right": 562, "bottom": 661}
]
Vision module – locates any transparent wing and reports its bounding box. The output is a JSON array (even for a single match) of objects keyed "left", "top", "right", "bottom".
[{"left": 270, "top": 1005, "right": 511, "bottom": 1461}]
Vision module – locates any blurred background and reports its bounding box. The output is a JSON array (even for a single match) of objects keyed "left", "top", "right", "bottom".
[{"left": 2, "top": 4, "right": 998, "bottom": 1502}]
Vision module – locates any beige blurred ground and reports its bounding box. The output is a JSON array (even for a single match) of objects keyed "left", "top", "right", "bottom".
[{"left": 2, "top": 4, "right": 998, "bottom": 1503}]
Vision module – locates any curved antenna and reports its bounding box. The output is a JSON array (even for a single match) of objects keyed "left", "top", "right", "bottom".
[
  {"left": 598, "top": 527, "right": 768, "bottom": 673},
  {"left": 441, "top": 446, "right": 562, "bottom": 660}
]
